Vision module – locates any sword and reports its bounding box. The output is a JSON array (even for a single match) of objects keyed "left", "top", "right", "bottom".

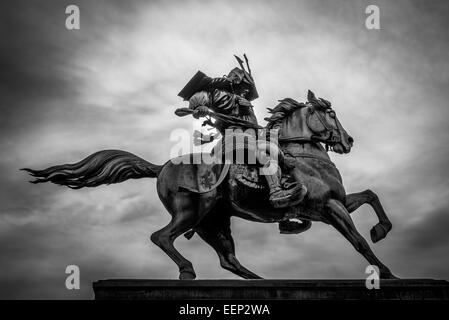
[{"left": 174, "top": 108, "right": 263, "bottom": 129}]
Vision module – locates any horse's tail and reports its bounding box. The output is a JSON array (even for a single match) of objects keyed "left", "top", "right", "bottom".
[{"left": 21, "top": 150, "right": 163, "bottom": 189}]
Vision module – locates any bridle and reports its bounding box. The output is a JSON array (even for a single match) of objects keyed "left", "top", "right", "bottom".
[
  {"left": 307, "top": 106, "right": 342, "bottom": 144},
  {"left": 278, "top": 105, "right": 346, "bottom": 163}
]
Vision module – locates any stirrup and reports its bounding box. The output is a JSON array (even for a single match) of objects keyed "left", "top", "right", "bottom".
[{"left": 279, "top": 220, "right": 312, "bottom": 234}]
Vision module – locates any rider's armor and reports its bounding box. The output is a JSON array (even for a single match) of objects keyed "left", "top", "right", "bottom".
[{"left": 178, "top": 55, "right": 305, "bottom": 210}]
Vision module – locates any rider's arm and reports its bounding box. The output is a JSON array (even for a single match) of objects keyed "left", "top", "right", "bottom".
[
  {"left": 189, "top": 91, "right": 211, "bottom": 118},
  {"left": 189, "top": 90, "right": 252, "bottom": 118},
  {"left": 212, "top": 90, "right": 254, "bottom": 117},
  {"left": 189, "top": 91, "right": 210, "bottom": 110},
  {"left": 210, "top": 90, "right": 238, "bottom": 113}
]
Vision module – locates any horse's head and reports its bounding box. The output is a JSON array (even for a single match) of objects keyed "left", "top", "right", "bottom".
[
  {"left": 302, "top": 90, "right": 353, "bottom": 154},
  {"left": 265, "top": 91, "right": 353, "bottom": 154}
]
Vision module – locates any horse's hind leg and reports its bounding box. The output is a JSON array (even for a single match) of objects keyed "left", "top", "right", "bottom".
[
  {"left": 345, "top": 190, "right": 392, "bottom": 243},
  {"left": 325, "top": 199, "right": 397, "bottom": 279},
  {"left": 195, "top": 211, "right": 262, "bottom": 279},
  {"left": 151, "top": 211, "right": 200, "bottom": 280}
]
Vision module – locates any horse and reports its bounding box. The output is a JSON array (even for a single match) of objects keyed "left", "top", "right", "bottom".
[{"left": 22, "top": 90, "right": 396, "bottom": 280}]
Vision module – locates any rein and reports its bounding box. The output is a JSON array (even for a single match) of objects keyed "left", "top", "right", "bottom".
[
  {"left": 278, "top": 105, "right": 346, "bottom": 158},
  {"left": 306, "top": 106, "right": 347, "bottom": 145}
]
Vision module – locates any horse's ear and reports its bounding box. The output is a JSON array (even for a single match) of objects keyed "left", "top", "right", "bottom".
[{"left": 307, "top": 90, "right": 317, "bottom": 102}]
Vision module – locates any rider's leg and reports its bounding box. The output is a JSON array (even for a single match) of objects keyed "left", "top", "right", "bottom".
[
  {"left": 345, "top": 190, "right": 392, "bottom": 243},
  {"left": 262, "top": 161, "right": 306, "bottom": 208},
  {"left": 257, "top": 142, "right": 306, "bottom": 209}
]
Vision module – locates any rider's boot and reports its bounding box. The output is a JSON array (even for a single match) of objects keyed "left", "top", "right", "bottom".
[{"left": 264, "top": 167, "right": 307, "bottom": 209}]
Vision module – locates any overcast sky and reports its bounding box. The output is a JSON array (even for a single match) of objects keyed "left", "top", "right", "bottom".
[{"left": 1, "top": 0, "right": 449, "bottom": 299}]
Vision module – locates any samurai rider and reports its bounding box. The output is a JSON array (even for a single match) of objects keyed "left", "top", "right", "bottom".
[{"left": 177, "top": 55, "right": 307, "bottom": 222}]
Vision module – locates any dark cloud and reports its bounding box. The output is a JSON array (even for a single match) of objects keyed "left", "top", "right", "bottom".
[
  {"left": 1, "top": 1, "right": 79, "bottom": 128},
  {"left": 402, "top": 206, "right": 449, "bottom": 251}
]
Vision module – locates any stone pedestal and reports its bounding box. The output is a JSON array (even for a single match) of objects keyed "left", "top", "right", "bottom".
[{"left": 93, "top": 279, "right": 449, "bottom": 300}]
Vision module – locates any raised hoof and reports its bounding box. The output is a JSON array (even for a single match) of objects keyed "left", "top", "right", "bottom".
[
  {"left": 370, "top": 222, "right": 392, "bottom": 243},
  {"left": 179, "top": 271, "right": 196, "bottom": 280}
]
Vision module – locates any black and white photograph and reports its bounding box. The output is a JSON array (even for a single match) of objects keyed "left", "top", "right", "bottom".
[{"left": 1, "top": 0, "right": 449, "bottom": 313}]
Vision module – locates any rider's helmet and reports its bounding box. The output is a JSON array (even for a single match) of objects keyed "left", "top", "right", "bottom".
[
  {"left": 178, "top": 54, "right": 258, "bottom": 101},
  {"left": 226, "top": 54, "right": 259, "bottom": 101}
]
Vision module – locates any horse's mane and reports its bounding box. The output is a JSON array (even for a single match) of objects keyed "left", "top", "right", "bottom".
[
  {"left": 264, "top": 98, "right": 307, "bottom": 129},
  {"left": 264, "top": 92, "right": 332, "bottom": 129}
]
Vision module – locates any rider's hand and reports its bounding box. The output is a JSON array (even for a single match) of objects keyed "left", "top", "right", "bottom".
[
  {"left": 237, "top": 97, "right": 252, "bottom": 107},
  {"left": 193, "top": 106, "right": 210, "bottom": 119}
]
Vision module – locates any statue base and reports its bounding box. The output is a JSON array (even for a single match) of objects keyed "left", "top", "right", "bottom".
[{"left": 93, "top": 279, "right": 449, "bottom": 300}]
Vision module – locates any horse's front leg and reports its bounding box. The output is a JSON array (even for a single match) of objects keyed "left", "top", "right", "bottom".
[
  {"left": 345, "top": 190, "right": 392, "bottom": 243},
  {"left": 325, "top": 199, "right": 397, "bottom": 279}
]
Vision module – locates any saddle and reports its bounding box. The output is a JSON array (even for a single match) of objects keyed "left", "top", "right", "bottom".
[
  {"left": 176, "top": 157, "right": 293, "bottom": 197},
  {"left": 227, "top": 164, "right": 298, "bottom": 207},
  {"left": 232, "top": 164, "right": 265, "bottom": 190},
  {"left": 232, "top": 164, "right": 297, "bottom": 191},
  {"left": 175, "top": 154, "right": 310, "bottom": 234},
  {"left": 176, "top": 162, "right": 266, "bottom": 195}
]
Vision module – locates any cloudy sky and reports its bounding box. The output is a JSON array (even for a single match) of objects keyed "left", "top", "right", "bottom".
[{"left": 1, "top": 0, "right": 449, "bottom": 299}]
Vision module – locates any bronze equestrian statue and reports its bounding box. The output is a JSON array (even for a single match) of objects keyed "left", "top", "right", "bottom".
[{"left": 22, "top": 55, "right": 397, "bottom": 280}]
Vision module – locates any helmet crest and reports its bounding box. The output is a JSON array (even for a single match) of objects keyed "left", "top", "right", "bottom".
[{"left": 229, "top": 54, "right": 259, "bottom": 101}]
